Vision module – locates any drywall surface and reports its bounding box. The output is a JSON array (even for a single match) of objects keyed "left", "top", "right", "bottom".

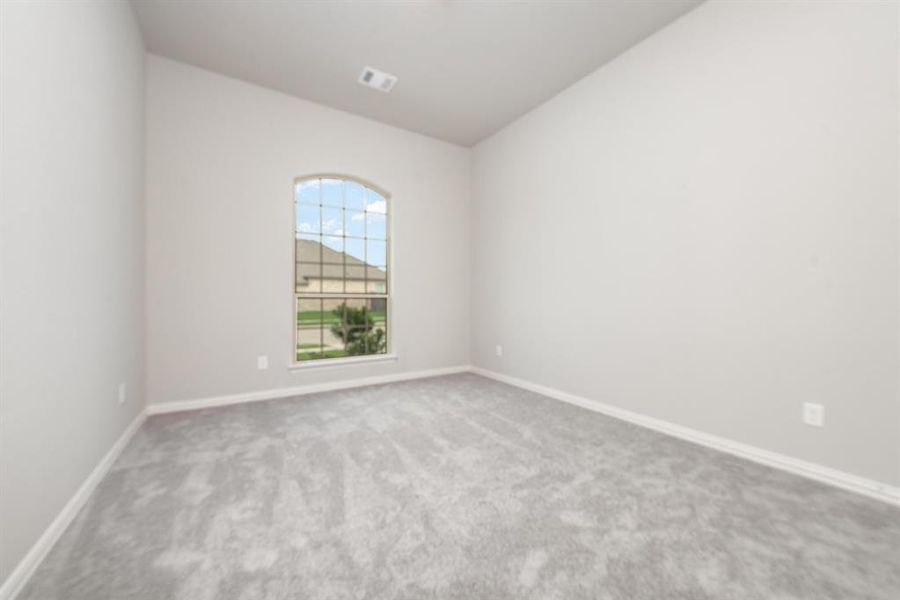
[
  {"left": 471, "top": 0, "right": 899, "bottom": 485},
  {"left": 0, "top": 0, "right": 146, "bottom": 583},
  {"left": 145, "top": 56, "right": 471, "bottom": 405}
]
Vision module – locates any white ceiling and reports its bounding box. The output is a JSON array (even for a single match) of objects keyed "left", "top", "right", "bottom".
[{"left": 131, "top": 0, "right": 702, "bottom": 146}]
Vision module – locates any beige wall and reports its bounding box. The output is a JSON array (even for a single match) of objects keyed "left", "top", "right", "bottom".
[
  {"left": 146, "top": 55, "right": 470, "bottom": 405},
  {"left": 0, "top": 0, "right": 146, "bottom": 585},
  {"left": 471, "top": 0, "right": 900, "bottom": 486}
]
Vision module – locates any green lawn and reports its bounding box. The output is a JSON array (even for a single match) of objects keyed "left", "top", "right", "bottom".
[
  {"left": 296, "top": 348, "right": 388, "bottom": 361},
  {"left": 297, "top": 310, "right": 386, "bottom": 325},
  {"left": 296, "top": 349, "right": 349, "bottom": 361}
]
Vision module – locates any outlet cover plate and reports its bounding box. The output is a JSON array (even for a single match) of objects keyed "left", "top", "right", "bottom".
[{"left": 803, "top": 402, "right": 824, "bottom": 427}]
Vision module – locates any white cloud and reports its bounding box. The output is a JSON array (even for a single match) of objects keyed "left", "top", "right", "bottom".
[{"left": 366, "top": 199, "right": 387, "bottom": 214}]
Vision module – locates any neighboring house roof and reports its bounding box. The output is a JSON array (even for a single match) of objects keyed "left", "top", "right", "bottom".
[{"left": 295, "top": 238, "right": 386, "bottom": 283}]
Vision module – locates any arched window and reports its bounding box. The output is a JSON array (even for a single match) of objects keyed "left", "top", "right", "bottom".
[{"left": 294, "top": 176, "right": 390, "bottom": 363}]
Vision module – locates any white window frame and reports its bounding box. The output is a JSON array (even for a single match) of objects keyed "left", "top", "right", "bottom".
[{"left": 289, "top": 174, "right": 394, "bottom": 369}]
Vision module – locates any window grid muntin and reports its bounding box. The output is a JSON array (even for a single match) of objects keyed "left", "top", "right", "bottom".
[
  {"left": 296, "top": 178, "right": 389, "bottom": 296},
  {"left": 294, "top": 295, "right": 389, "bottom": 361},
  {"left": 295, "top": 176, "right": 390, "bottom": 362}
]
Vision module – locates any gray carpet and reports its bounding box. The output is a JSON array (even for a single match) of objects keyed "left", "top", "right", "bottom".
[{"left": 19, "top": 374, "right": 900, "bottom": 599}]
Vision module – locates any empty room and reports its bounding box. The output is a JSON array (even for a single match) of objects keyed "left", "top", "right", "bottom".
[{"left": 1, "top": 0, "right": 899, "bottom": 598}]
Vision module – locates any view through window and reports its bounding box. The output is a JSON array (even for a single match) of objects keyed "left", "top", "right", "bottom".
[{"left": 294, "top": 176, "right": 389, "bottom": 362}]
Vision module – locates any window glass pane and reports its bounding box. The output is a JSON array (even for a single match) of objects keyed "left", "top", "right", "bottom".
[
  {"left": 296, "top": 179, "right": 320, "bottom": 205},
  {"left": 322, "top": 298, "right": 349, "bottom": 359},
  {"left": 321, "top": 178, "right": 343, "bottom": 207},
  {"left": 296, "top": 262, "right": 321, "bottom": 292},
  {"left": 321, "top": 298, "right": 345, "bottom": 316},
  {"left": 296, "top": 204, "right": 319, "bottom": 234},
  {"left": 296, "top": 298, "right": 323, "bottom": 361},
  {"left": 367, "top": 239, "right": 387, "bottom": 267},
  {"left": 296, "top": 294, "right": 388, "bottom": 359},
  {"left": 335, "top": 298, "right": 369, "bottom": 356},
  {"left": 369, "top": 323, "right": 387, "bottom": 355},
  {"left": 321, "top": 264, "right": 344, "bottom": 293},
  {"left": 366, "top": 212, "right": 386, "bottom": 240},
  {"left": 296, "top": 234, "right": 321, "bottom": 262},
  {"left": 297, "top": 298, "right": 322, "bottom": 324},
  {"left": 367, "top": 297, "right": 387, "bottom": 325},
  {"left": 321, "top": 206, "right": 342, "bottom": 235},
  {"left": 367, "top": 269, "right": 387, "bottom": 294},
  {"left": 320, "top": 263, "right": 343, "bottom": 278},
  {"left": 328, "top": 299, "right": 381, "bottom": 356},
  {"left": 321, "top": 236, "right": 343, "bottom": 261},
  {"left": 365, "top": 298, "right": 387, "bottom": 355},
  {"left": 345, "top": 210, "right": 365, "bottom": 238},
  {"left": 345, "top": 326, "right": 368, "bottom": 355},
  {"left": 345, "top": 181, "right": 365, "bottom": 210},
  {"left": 366, "top": 281, "right": 388, "bottom": 294},
  {"left": 321, "top": 297, "right": 344, "bottom": 334},
  {"left": 345, "top": 265, "right": 366, "bottom": 293},
  {"left": 365, "top": 188, "right": 387, "bottom": 213},
  {"left": 345, "top": 238, "right": 365, "bottom": 263}
]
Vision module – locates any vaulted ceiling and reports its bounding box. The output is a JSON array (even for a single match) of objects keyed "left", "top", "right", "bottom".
[{"left": 132, "top": 0, "right": 702, "bottom": 146}]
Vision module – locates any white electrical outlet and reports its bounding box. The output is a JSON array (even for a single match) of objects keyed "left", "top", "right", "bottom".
[
  {"left": 257, "top": 355, "right": 269, "bottom": 370},
  {"left": 802, "top": 402, "right": 824, "bottom": 427},
  {"left": 495, "top": 345, "right": 503, "bottom": 357},
  {"left": 117, "top": 383, "right": 127, "bottom": 405}
]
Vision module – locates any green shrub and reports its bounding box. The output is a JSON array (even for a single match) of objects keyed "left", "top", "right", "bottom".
[{"left": 330, "top": 304, "right": 387, "bottom": 355}]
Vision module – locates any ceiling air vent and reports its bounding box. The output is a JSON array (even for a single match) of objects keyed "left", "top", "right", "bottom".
[{"left": 358, "top": 66, "right": 397, "bottom": 93}]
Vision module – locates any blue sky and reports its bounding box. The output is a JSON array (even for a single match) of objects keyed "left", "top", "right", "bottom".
[{"left": 295, "top": 179, "right": 387, "bottom": 266}]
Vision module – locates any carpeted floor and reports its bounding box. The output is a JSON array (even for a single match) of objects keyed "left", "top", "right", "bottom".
[{"left": 20, "top": 373, "right": 900, "bottom": 599}]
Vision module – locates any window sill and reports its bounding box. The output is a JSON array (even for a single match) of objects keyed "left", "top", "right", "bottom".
[{"left": 288, "top": 353, "right": 398, "bottom": 371}]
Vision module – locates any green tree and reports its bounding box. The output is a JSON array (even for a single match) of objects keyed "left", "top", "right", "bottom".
[{"left": 330, "top": 304, "right": 386, "bottom": 355}]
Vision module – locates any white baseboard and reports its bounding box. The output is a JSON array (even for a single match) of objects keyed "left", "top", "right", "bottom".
[
  {"left": 0, "top": 410, "right": 147, "bottom": 600},
  {"left": 145, "top": 365, "right": 472, "bottom": 415},
  {"left": 471, "top": 366, "right": 900, "bottom": 507}
]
